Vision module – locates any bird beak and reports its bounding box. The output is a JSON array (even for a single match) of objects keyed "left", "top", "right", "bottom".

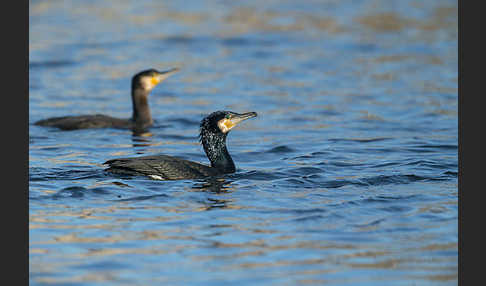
[
  {"left": 156, "top": 67, "right": 179, "bottom": 83},
  {"left": 219, "top": 112, "right": 258, "bottom": 133},
  {"left": 231, "top": 112, "right": 258, "bottom": 125}
]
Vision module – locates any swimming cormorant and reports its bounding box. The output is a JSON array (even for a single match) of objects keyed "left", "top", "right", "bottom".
[
  {"left": 104, "top": 110, "right": 257, "bottom": 180},
  {"left": 34, "top": 68, "right": 179, "bottom": 131}
]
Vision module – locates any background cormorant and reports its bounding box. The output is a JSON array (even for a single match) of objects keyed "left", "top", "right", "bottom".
[{"left": 34, "top": 68, "right": 179, "bottom": 131}]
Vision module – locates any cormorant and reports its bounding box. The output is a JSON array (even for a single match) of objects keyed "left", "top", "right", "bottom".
[
  {"left": 33, "top": 68, "right": 179, "bottom": 131},
  {"left": 104, "top": 110, "right": 257, "bottom": 180}
]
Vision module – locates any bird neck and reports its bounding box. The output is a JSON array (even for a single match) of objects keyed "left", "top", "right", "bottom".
[
  {"left": 201, "top": 132, "right": 235, "bottom": 173},
  {"left": 131, "top": 88, "right": 153, "bottom": 127}
]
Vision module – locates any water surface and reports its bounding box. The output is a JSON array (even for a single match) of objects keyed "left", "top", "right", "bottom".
[{"left": 29, "top": 0, "right": 458, "bottom": 285}]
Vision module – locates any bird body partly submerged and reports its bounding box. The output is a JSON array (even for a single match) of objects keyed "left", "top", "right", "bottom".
[
  {"left": 104, "top": 110, "right": 258, "bottom": 180},
  {"left": 34, "top": 68, "right": 178, "bottom": 131},
  {"left": 105, "top": 155, "right": 220, "bottom": 180},
  {"left": 34, "top": 114, "right": 133, "bottom": 131}
]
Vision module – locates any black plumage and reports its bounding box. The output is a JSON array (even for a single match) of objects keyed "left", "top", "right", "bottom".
[
  {"left": 34, "top": 68, "right": 178, "bottom": 131},
  {"left": 104, "top": 110, "right": 257, "bottom": 180}
]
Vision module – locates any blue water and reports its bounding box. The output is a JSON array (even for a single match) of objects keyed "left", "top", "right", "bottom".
[{"left": 29, "top": 0, "right": 457, "bottom": 285}]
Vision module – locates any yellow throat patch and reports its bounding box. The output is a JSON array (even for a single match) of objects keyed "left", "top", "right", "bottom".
[{"left": 151, "top": 77, "right": 161, "bottom": 86}]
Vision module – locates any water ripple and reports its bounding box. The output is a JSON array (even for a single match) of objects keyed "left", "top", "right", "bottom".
[
  {"left": 29, "top": 0, "right": 458, "bottom": 284},
  {"left": 29, "top": 168, "right": 105, "bottom": 181}
]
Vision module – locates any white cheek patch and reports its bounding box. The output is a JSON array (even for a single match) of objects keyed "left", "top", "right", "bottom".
[
  {"left": 218, "top": 119, "right": 232, "bottom": 133},
  {"left": 140, "top": 77, "right": 155, "bottom": 90}
]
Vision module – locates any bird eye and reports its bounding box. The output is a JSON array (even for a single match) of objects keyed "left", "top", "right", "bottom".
[{"left": 225, "top": 114, "right": 231, "bottom": 119}]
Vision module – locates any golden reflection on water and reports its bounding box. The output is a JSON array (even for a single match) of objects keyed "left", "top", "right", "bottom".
[
  {"left": 34, "top": 273, "right": 122, "bottom": 285},
  {"left": 30, "top": 195, "right": 457, "bottom": 283}
]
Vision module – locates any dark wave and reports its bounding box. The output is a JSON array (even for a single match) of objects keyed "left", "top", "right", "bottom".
[
  {"left": 30, "top": 186, "right": 112, "bottom": 200},
  {"left": 29, "top": 60, "right": 75, "bottom": 69},
  {"left": 158, "top": 134, "right": 198, "bottom": 141},
  {"left": 358, "top": 174, "right": 438, "bottom": 186},
  {"left": 267, "top": 145, "right": 296, "bottom": 153},
  {"left": 274, "top": 172, "right": 453, "bottom": 190},
  {"left": 328, "top": 137, "right": 392, "bottom": 143},
  {"left": 401, "top": 159, "right": 457, "bottom": 170},
  {"left": 221, "top": 37, "right": 276, "bottom": 47},
  {"left": 232, "top": 170, "right": 288, "bottom": 181},
  {"left": 113, "top": 193, "right": 170, "bottom": 202},
  {"left": 29, "top": 168, "right": 106, "bottom": 181}
]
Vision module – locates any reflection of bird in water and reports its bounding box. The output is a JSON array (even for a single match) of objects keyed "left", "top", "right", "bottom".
[
  {"left": 34, "top": 68, "right": 179, "bottom": 132},
  {"left": 104, "top": 110, "right": 257, "bottom": 180},
  {"left": 131, "top": 132, "right": 156, "bottom": 154},
  {"left": 192, "top": 178, "right": 234, "bottom": 210},
  {"left": 192, "top": 178, "right": 233, "bottom": 193}
]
